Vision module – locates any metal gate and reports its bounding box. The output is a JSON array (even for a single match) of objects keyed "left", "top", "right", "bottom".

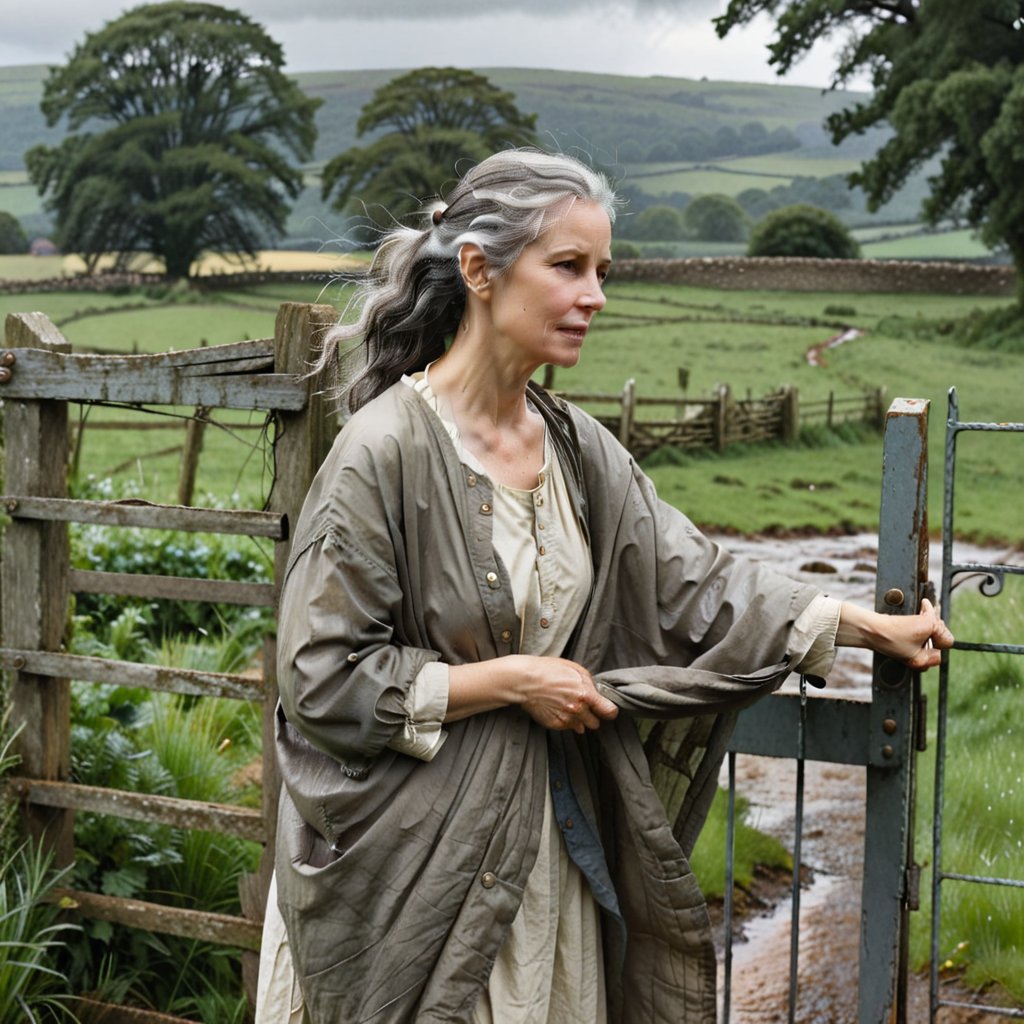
[
  {"left": 720, "top": 396, "right": 931, "bottom": 1023},
  {"left": 717, "top": 392, "right": 1023, "bottom": 1022},
  {"left": 929, "top": 387, "right": 1024, "bottom": 1021}
]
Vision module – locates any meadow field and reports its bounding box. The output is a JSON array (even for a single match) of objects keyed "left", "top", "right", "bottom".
[{"left": 2, "top": 274, "right": 1020, "bottom": 546}]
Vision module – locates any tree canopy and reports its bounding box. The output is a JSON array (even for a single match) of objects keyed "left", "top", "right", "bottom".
[
  {"left": 0, "top": 212, "right": 28, "bottom": 254},
  {"left": 26, "top": 2, "right": 321, "bottom": 278},
  {"left": 321, "top": 67, "right": 538, "bottom": 232},
  {"left": 716, "top": 0, "right": 1024, "bottom": 296},
  {"left": 684, "top": 194, "right": 749, "bottom": 242}
]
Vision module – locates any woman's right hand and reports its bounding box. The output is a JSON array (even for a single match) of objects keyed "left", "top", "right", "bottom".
[
  {"left": 514, "top": 656, "right": 620, "bottom": 733},
  {"left": 446, "top": 655, "right": 619, "bottom": 733}
]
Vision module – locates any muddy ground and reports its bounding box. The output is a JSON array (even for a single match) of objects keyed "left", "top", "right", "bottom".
[{"left": 705, "top": 532, "right": 1020, "bottom": 1023}]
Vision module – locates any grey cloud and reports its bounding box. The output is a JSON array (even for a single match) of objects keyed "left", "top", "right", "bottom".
[{"left": 243, "top": 0, "right": 722, "bottom": 23}]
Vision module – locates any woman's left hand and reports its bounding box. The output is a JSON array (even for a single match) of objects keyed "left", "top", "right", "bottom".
[{"left": 837, "top": 597, "right": 954, "bottom": 670}]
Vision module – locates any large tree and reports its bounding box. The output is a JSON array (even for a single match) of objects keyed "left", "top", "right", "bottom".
[
  {"left": 715, "top": 0, "right": 1024, "bottom": 300},
  {"left": 321, "top": 67, "right": 537, "bottom": 232},
  {"left": 26, "top": 2, "right": 321, "bottom": 278}
]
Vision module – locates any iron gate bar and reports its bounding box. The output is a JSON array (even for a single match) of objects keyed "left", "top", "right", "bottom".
[
  {"left": 722, "top": 751, "right": 737, "bottom": 1021},
  {"left": 787, "top": 675, "right": 809, "bottom": 1023},
  {"left": 931, "top": 386, "right": 1024, "bottom": 1021}
]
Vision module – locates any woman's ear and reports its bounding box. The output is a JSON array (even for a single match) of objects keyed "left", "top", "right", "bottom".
[{"left": 459, "top": 244, "right": 491, "bottom": 298}]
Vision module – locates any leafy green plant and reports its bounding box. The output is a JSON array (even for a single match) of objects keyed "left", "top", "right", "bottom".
[
  {"left": 0, "top": 724, "right": 80, "bottom": 1022},
  {"left": 68, "top": 478, "right": 273, "bottom": 647},
  {"left": 62, "top": 637, "right": 261, "bottom": 1019},
  {"left": 0, "top": 842, "right": 81, "bottom": 1023}
]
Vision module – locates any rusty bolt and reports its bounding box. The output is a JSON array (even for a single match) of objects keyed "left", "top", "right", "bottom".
[
  {"left": 5, "top": 499, "right": 17, "bottom": 513},
  {"left": 883, "top": 718, "right": 898, "bottom": 735},
  {"left": 0, "top": 351, "right": 14, "bottom": 367},
  {"left": 12, "top": 655, "right": 26, "bottom": 670},
  {"left": 881, "top": 744, "right": 894, "bottom": 759},
  {"left": 884, "top": 588, "right": 905, "bottom": 607},
  {"left": 0, "top": 367, "right": 10, "bottom": 384}
]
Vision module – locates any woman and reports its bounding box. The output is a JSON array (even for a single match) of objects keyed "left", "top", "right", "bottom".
[{"left": 258, "top": 149, "right": 951, "bottom": 1023}]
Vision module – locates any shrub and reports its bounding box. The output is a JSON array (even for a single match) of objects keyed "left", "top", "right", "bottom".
[{"left": 748, "top": 204, "right": 861, "bottom": 259}]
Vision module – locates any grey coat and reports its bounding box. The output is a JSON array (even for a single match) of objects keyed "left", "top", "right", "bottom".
[{"left": 274, "top": 381, "right": 820, "bottom": 1023}]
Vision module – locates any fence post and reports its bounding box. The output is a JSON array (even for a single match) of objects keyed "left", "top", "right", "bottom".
[
  {"left": 618, "top": 377, "right": 636, "bottom": 449},
  {"left": 859, "top": 396, "right": 929, "bottom": 1023},
  {"left": 780, "top": 385, "right": 800, "bottom": 442},
  {"left": 714, "top": 384, "right": 731, "bottom": 453},
  {"left": 239, "top": 302, "right": 338, "bottom": 1000},
  {"left": 177, "top": 406, "right": 208, "bottom": 507},
  {"left": 1, "top": 313, "right": 74, "bottom": 864}
]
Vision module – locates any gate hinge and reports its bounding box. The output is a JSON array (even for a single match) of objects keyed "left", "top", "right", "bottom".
[
  {"left": 916, "top": 692, "right": 928, "bottom": 752},
  {"left": 906, "top": 862, "right": 921, "bottom": 912}
]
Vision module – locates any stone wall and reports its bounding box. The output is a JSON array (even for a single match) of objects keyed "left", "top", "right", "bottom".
[
  {"left": 607, "top": 256, "right": 1017, "bottom": 296},
  {"left": 0, "top": 257, "right": 1017, "bottom": 297}
]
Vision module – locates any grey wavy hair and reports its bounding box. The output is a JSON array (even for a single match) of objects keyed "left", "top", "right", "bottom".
[{"left": 315, "top": 149, "right": 619, "bottom": 413}]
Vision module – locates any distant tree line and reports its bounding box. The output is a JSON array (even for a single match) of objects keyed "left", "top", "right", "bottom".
[{"left": 614, "top": 120, "right": 801, "bottom": 165}]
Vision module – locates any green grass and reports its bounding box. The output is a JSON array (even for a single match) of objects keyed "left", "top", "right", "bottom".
[
  {"left": 690, "top": 789, "right": 792, "bottom": 899},
  {"left": 910, "top": 588, "right": 1024, "bottom": 1005},
  {"left": 861, "top": 229, "right": 995, "bottom": 260}
]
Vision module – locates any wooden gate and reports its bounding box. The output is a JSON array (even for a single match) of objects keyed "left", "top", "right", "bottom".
[{"left": 1, "top": 303, "right": 335, "bottom": 1022}]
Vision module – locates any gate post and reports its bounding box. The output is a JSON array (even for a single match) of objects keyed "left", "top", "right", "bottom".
[
  {"left": 1, "top": 313, "right": 74, "bottom": 864},
  {"left": 859, "top": 397, "right": 930, "bottom": 1023}
]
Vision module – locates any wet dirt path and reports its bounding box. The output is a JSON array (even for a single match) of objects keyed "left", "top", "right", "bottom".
[{"left": 706, "top": 532, "right": 1018, "bottom": 1023}]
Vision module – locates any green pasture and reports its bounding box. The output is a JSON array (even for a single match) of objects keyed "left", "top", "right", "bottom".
[
  {"left": 627, "top": 164, "right": 794, "bottom": 197},
  {"left": 860, "top": 229, "right": 994, "bottom": 260},
  {"left": 3, "top": 278, "right": 1021, "bottom": 544}
]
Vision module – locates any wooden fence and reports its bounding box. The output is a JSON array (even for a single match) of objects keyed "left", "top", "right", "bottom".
[
  {"left": 556, "top": 378, "right": 887, "bottom": 460},
  {"left": 0, "top": 303, "right": 337, "bottom": 1022}
]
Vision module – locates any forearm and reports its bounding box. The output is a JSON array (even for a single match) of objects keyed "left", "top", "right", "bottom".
[
  {"left": 835, "top": 601, "right": 888, "bottom": 650},
  {"left": 445, "top": 657, "right": 523, "bottom": 722}
]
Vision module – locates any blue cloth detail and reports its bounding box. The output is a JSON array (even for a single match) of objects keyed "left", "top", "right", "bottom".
[{"left": 547, "top": 733, "right": 625, "bottom": 937}]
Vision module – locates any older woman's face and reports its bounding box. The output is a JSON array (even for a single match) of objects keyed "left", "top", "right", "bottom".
[{"left": 484, "top": 199, "right": 612, "bottom": 372}]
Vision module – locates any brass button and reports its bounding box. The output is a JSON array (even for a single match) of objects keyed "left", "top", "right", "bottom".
[
  {"left": 346, "top": 653, "right": 359, "bottom": 663},
  {"left": 535, "top": 496, "right": 544, "bottom": 506},
  {"left": 539, "top": 617, "right": 550, "bottom": 629},
  {"left": 564, "top": 818, "right": 574, "bottom": 830},
  {"left": 553, "top": 779, "right": 563, "bottom": 791},
  {"left": 485, "top": 571, "right": 499, "bottom": 589},
  {"left": 480, "top": 503, "right": 492, "bottom": 515},
  {"left": 538, "top": 545, "right": 546, "bottom": 556},
  {"left": 467, "top": 474, "right": 477, "bottom": 486},
  {"left": 500, "top": 629, "right": 512, "bottom": 642},
  {"left": 537, "top": 522, "right": 544, "bottom": 530},
  {"left": 481, "top": 871, "right": 497, "bottom": 889}
]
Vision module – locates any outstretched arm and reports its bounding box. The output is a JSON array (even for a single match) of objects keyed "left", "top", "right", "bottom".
[{"left": 836, "top": 597, "right": 954, "bottom": 670}]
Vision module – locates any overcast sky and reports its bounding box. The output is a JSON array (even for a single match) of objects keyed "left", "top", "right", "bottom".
[{"left": 0, "top": 0, "right": 865, "bottom": 90}]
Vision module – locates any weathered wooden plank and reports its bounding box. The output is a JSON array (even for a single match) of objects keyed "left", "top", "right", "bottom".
[
  {"left": 143, "top": 337, "right": 273, "bottom": 366},
  {"left": 7, "top": 778, "right": 265, "bottom": 842},
  {"left": 0, "top": 648, "right": 264, "bottom": 701},
  {"left": 178, "top": 355, "right": 274, "bottom": 375},
  {"left": 53, "top": 888, "right": 262, "bottom": 950},
  {"left": 2, "top": 496, "right": 287, "bottom": 538},
  {"left": 69, "top": 569, "right": 276, "bottom": 606},
  {"left": 73, "top": 997, "right": 202, "bottom": 1024},
  {"left": 0, "top": 348, "right": 307, "bottom": 410}
]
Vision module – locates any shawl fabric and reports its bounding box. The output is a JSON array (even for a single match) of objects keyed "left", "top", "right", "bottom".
[{"left": 273, "top": 381, "right": 821, "bottom": 1023}]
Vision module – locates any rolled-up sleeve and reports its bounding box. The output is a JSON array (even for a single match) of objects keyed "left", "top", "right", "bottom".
[{"left": 277, "top": 531, "right": 444, "bottom": 771}]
